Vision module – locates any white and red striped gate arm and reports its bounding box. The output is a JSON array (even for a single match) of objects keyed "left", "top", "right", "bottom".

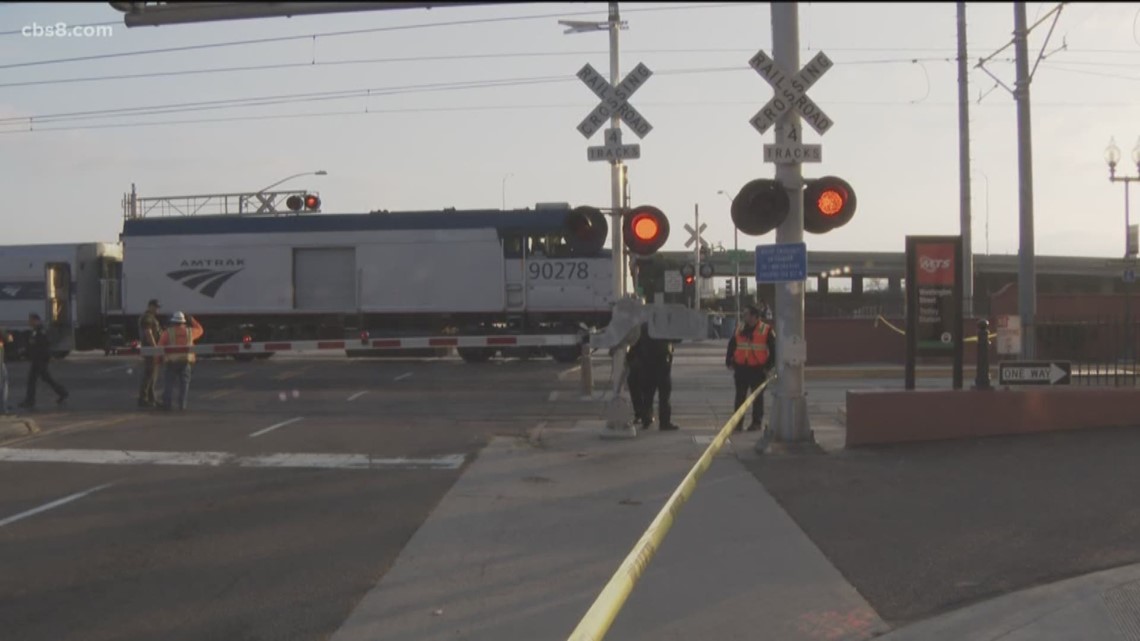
[{"left": 124, "top": 333, "right": 584, "bottom": 357}]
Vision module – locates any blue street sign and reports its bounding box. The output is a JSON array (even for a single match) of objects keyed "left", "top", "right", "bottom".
[{"left": 755, "top": 242, "right": 807, "bottom": 283}]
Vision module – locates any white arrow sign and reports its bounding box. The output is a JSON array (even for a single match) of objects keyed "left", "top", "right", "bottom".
[
  {"left": 749, "top": 50, "right": 834, "bottom": 136},
  {"left": 683, "top": 222, "right": 707, "bottom": 248},
  {"left": 998, "top": 361, "right": 1072, "bottom": 386},
  {"left": 576, "top": 62, "right": 654, "bottom": 139}
]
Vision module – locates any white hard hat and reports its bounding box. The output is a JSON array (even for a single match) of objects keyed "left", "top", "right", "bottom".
[{"left": 170, "top": 311, "right": 187, "bottom": 324}]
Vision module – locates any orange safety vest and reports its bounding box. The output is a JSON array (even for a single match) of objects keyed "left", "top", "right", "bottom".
[
  {"left": 161, "top": 325, "right": 196, "bottom": 364},
  {"left": 734, "top": 322, "right": 771, "bottom": 367}
]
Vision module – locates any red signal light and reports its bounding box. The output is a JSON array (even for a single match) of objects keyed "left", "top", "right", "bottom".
[
  {"left": 623, "top": 205, "right": 670, "bottom": 256},
  {"left": 631, "top": 213, "right": 660, "bottom": 242},
  {"left": 803, "top": 176, "right": 857, "bottom": 234},
  {"left": 304, "top": 194, "right": 321, "bottom": 210},
  {"left": 242, "top": 335, "right": 252, "bottom": 344},
  {"left": 816, "top": 187, "right": 847, "bottom": 217}
]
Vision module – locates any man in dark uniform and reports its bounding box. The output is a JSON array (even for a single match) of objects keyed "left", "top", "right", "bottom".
[
  {"left": 627, "top": 323, "right": 680, "bottom": 431},
  {"left": 726, "top": 305, "right": 775, "bottom": 432},
  {"left": 137, "top": 299, "right": 162, "bottom": 408},
  {"left": 19, "top": 313, "right": 68, "bottom": 410}
]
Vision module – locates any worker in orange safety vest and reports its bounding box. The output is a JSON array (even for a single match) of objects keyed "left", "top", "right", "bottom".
[
  {"left": 158, "top": 311, "right": 204, "bottom": 411},
  {"left": 725, "top": 305, "right": 776, "bottom": 432}
]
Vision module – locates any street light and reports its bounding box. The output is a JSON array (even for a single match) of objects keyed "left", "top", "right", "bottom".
[
  {"left": 717, "top": 189, "right": 741, "bottom": 320},
  {"left": 258, "top": 170, "right": 327, "bottom": 194},
  {"left": 1105, "top": 136, "right": 1140, "bottom": 363}
]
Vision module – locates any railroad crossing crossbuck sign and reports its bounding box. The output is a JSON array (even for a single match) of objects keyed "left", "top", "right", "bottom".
[
  {"left": 749, "top": 49, "right": 833, "bottom": 164},
  {"left": 683, "top": 222, "right": 707, "bottom": 248},
  {"left": 577, "top": 62, "right": 653, "bottom": 162}
]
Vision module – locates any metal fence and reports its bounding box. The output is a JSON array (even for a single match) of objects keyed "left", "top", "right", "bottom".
[{"left": 1037, "top": 316, "right": 1138, "bottom": 387}]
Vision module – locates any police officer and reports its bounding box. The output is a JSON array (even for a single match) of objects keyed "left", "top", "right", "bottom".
[
  {"left": 19, "top": 313, "right": 69, "bottom": 410},
  {"left": 726, "top": 305, "right": 775, "bottom": 432},
  {"left": 627, "top": 323, "right": 680, "bottom": 431}
]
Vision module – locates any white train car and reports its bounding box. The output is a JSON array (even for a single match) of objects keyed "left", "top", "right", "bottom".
[
  {"left": 113, "top": 205, "right": 613, "bottom": 362},
  {"left": 0, "top": 242, "right": 122, "bottom": 358}
]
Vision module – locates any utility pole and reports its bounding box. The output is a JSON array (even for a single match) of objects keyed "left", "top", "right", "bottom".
[
  {"left": 1014, "top": 2, "right": 1036, "bottom": 359},
  {"left": 977, "top": 2, "right": 1064, "bottom": 360},
  {"left": 957, "top": 2, "right": 974, "bottom": 317},
  {"left": 771, "top": 2, "right": 811, "bottom": 444},
  {"left": 694, "top": 204, "right": 701, "bottom": 312},
  {"left": 607, "top": 1, "right": 626, "bottom": 301}
]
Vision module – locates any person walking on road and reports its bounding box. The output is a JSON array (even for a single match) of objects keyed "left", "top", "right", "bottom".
[
  {"left": 137, "top": 298, "right": 163, "bottom": 409},
  {"left": 628, "top": 323, "right": 680, "bottom": 431},
  {"left": 726, "top": 305, "right": 775, "bottom": 432},
  {"left": 18, "top": 313, "right": 69, "bottom": 411},
  {"left": 159, "top": 311, "right": 204, "bottom": 411}
]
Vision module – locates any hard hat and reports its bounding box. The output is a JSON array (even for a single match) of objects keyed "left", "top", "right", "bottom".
[{"left": 170, "top": 311, "right": 187, "bottom": 324}]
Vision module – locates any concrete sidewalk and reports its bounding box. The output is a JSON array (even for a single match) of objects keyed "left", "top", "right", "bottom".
[
  {"left": 329, "top": 421, "right": 886, "bottom": 641},
  {"left": 878, "top": 562, "right": 1140, "bottom": 640}
]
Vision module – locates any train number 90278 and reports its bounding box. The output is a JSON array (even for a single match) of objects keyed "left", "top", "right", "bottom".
[{"left": 529, "top": 261, "right": 589, "bottom": 280}]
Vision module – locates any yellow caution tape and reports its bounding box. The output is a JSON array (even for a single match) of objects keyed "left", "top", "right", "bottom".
[
  {"left": 874, "top": 315, "right": 997, "bottom": 344},
  {"left": 566, "top": 376, "right": 774, "bottom": 641}
]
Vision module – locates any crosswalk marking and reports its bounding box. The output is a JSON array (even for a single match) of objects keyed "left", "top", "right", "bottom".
[{"left": 0, "top": 448, "right": 466, "bottom": 470}]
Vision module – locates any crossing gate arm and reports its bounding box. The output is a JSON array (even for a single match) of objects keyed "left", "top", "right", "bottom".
[
  {"left": 126, "top": 334, "right": 582, "bottom": 356},
  {"left": 566, "top": 374, "right": 775, "bottom": 641}
]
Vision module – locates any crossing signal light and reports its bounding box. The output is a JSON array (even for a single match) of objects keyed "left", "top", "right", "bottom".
[
  {"left": 285, "top": 193, "right": 321, "bottom": 212},
  {"left": 623, "top": 205, "right": 670, "bottom": 256},
  {"left": 731, "top": 178, "right": 789, "bottom": 236},
  {"left": 563, "top": 206, "right": 608, "bottom": 255},
  {"left": 681, "top": 263, "right": 696, "bottom": 286},
  {"left": 804, "top": 176, "right": 856, "bottom": 234}
]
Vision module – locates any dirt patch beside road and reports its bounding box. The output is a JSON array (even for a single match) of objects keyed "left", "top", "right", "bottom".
[{"left": 746, "top": 426, "right": 1140, "bottom": 625}]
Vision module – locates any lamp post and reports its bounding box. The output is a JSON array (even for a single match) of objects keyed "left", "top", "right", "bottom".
[
  {"left": 1105, "top": 136, "right": 1140, "bottom": 362},
  {"left": 717, "top": 189, "right": 740, "bottom": 320},
  {"left": 258, "top": 170, "right": 327, "bottom": 194},
  {"left": 501, "top": 173, "right": 513, "bottom": 210}
]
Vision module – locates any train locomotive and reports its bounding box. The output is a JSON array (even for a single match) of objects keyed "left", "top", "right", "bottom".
[{"left": 1, "top": 204, "right": 617, "bottom": 363}]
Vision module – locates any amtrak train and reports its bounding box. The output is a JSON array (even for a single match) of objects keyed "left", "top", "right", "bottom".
[{"left": 0, "top": 204, "right": 617, "bottom": 363}]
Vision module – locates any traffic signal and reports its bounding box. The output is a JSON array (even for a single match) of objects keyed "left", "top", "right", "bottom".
[
  {"left": 803, "top": 176, "right": 856, "bottom": 234},
  {"left": 623, "top": 205, "right": 670, "bottom": 256},
  {"left": 285, "top": 193, "right": 322, "bottom": 212},
  {"left": 726, "top": 279, "right": 734, "bottom": 297},
  {"left": 731, "top": 178, "right": 789, "bottom": 236},
  {"left": 681, "top": 263, "right": 696, "bottom": 286},
  {"left": 563, "top": 206, "right": 608, "bottom": 255}
]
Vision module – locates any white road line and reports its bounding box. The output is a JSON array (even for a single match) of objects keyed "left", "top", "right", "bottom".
[
  {"left": 248, "top": 417, "right": 305, "bottom": 439},
  {"left": 0, "top": 448, "right": 465, "bottom": 471},
  {"left": 548, "top": 391, "right": 560, "bottom": 402},
  {"left": 0, "top": 482, "right": 116, "bottom": 529},
  {"left": 96, "top": 364, "right": 132, "bottom": 374},
  {"left": 393, "top": 372, "right": 412, "bottom": 382},
  {"left": 347, "top": 391, "right": 369, "bottom": 402},
  {"left": 558, "top": 365, "right": 582, "bottom": 380}
]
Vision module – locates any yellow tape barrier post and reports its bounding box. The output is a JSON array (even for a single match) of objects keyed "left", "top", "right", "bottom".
[
  {"left": 875, "top": 315, "right": 996, "bottom": 343},
  {"left": 566, "top": 374, "right": 775, "bottom": 641}
]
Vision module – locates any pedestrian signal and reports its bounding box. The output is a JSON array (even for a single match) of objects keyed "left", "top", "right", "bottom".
[
  {"left": 623, "top": 205, "right": 670, "bottom": 256},
  {"left": 731, "top": 179, "right": 789, "bottom": 236},
  {"left": 563, "top": 206, "right": 608, "bottom": 255},
  {"left": 803, "top": 176, "right": 856, "bottom": 234}
]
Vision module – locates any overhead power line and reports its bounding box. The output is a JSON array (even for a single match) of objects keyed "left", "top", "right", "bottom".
[
  {"left": 0, "top": 3, "right": 747, "bottom": 69},
  {"left": 0, "top": 56, "right": 964, "bottom": 127}
]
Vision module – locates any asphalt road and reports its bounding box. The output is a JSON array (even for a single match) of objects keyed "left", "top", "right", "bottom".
[
  {"left": 748, "top": 427, "right": 1140, "bottom": 626},
  {"left": 0, "top": 352, "right": 596, "bottom": 641}
]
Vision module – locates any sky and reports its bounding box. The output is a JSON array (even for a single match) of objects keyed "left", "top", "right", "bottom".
[{"left": 1, "top": 1, "right": 1138, "bottom": 259}]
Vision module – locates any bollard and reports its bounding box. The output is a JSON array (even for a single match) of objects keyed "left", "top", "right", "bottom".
[
  {"left": 974, "top": 319, "right": 992, "bottom": 390},
  {"left": 580, "top": 335, "right": 593, "bottom": 398}
]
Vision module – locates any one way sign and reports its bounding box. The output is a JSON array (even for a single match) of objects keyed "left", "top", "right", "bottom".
[{"left": 998, "top": 361, "right": 1072, "bottom": 386}]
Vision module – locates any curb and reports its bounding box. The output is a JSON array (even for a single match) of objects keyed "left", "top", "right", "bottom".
[{"left": 0, "top": 417, "right": 40, "bottom": 443}]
